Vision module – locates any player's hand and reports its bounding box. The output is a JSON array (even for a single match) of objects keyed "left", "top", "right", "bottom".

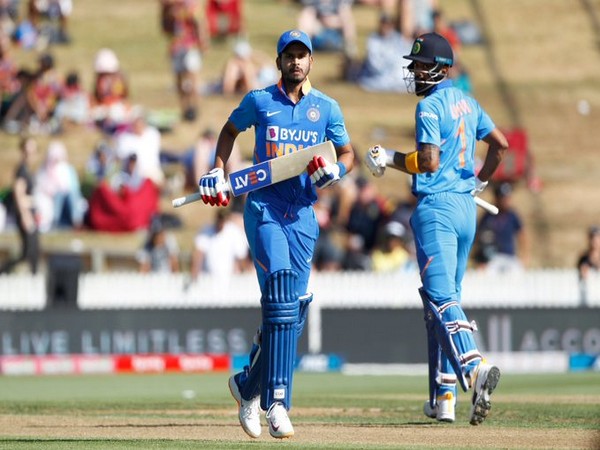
[
  {"left": 198, "top": 168, "right": 230, "bottom": 206},
  {"left": 307, "top": 155, "right": 341, "bottom": 189},
  {"left": 471, "top": 177, "right": 488, "bottom": 196},
  {"left": 365, "top": 145, "right": 387, "bottom": 177}
]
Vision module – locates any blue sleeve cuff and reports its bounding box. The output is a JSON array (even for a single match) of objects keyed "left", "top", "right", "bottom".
[{"left": 336, "top": 161, "right": 347, "bottom": 178}]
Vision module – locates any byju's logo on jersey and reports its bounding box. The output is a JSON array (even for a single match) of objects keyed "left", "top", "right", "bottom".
[
  {"left": 229, "top": 161, "right": 272, "bottom": 196},
  {"left": 266, "top": 126, "right": 279, "bottom": 141}
]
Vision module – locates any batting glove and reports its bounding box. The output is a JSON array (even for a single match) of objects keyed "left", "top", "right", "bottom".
[
  {"left": 307, "top": 155, "right": 342, "bottom": 189},
  {"left": 365, "top": 145, "right": 387, "bottom": 177},
  {"left": 471, "top": 177, "right": 488, "bottom": 196},
  {"left": 198, "top": 168, "right": 230, "bottom": 206}
]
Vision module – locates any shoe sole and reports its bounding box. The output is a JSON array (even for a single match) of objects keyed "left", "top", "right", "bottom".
[
  {"left": 269, "top": 430, "right": 294, "bottom": 439},
  {"left": 469, "top": 366, "right": 501, "bottom": 425},
  {"left": 228, "top": 377, "right": 261, "bottom": 439}
]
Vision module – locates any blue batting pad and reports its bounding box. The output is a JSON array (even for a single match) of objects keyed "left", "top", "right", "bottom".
[{"left": 260, "top": 269, "right": 299, "bottom": 410}]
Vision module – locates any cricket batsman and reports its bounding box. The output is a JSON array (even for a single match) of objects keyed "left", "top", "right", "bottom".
[
  {"left": 198, "top": 29, "right": 354, "bottom": 438},
  {"left": 365, "top": 32, "right": 509, "bottom": 425}
]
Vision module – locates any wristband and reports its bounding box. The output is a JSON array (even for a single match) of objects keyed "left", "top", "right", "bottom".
[
  {"left": 405, "top": 151, "right": 423, "bottom": 174},
  {"left": 336, "top": 161, "right": 347, "bottom": 178}
]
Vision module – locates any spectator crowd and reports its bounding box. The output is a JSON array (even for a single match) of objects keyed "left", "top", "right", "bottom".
[{"left": 0, "top": 0, "right": 550, "bottom": 279}]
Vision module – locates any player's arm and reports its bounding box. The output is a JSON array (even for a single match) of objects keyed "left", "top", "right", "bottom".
[
  {"left": 213, "top": 120, "right": 240, "bottom": 171},
  {"left": 476, "top": 127, "right": 509, "bottom": 182},
  {"left": 198, "top": 120, "right": 240, "bottom": 207},
  {"left": 335, "top": 142, "right": 354, "bottom": 175},
  {"left": 365, "top": 143, "right": 439, "bottom": 177}
]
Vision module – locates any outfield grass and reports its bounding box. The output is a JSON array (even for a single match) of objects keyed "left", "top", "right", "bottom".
[{"left": 1, "top": 372, "right": 599, "bottom": 449}]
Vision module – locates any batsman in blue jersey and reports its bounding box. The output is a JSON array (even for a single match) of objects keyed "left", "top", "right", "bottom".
[
  {"left": 198, "top": 29, "right": 354, "bottom": 439},
  {"left": 366, "top": 32, "right": 509, "bottom": 425}
]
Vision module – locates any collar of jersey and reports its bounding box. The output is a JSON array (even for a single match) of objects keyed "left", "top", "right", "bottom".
[
  {"left": 426, "top": 78, "right": 453, "bottom": 96},
  {"left": 277, "top": 78, "right": 312, "bottom": 99}
]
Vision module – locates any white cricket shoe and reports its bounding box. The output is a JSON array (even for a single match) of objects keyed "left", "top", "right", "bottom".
[
  {"left": 228, "top": 375, "right": 261, "bottom": 438},
  {"left": 266, "top": 402, "right": 294, "bottom": 439},
  {"left": 469, "top": 362, "right": 501, "bottom": 425},
  {"left": 423, "top": 392, "right": 455, "bottom": 423}
]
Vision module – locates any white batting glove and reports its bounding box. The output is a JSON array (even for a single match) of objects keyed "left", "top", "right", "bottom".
[
  {"left": 365, "top": 145, "right": 387, "bottom": 177},
  {"left": 198, "top": 168, "right": 230, "bottom": 207},
  {"left": 307, "top": 155, "right": 341, "bottom": 189},
  {"left": 471, "top": 177, "right": 488, "bottom": 196}
]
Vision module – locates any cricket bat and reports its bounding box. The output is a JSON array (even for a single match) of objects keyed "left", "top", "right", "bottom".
[
  {"left": 474, "top": 196, "right": 499, "bottom": 215},
  {"left": 172, "top": 141, "right": 337, "bottom": 208}
]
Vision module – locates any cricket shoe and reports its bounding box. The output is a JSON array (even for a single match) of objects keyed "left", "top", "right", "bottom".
[
  {"left": 228, "top": 375, "right": 261, "bottom": 438},
  {"left": 423, "top": 392, "right": 455, "bottom": 423},
  {"left": 469, "top": 362, "right": 501, "bottom": 425},
  {"left": 266, "top": 402, "right": 294, "bottom": 439}
]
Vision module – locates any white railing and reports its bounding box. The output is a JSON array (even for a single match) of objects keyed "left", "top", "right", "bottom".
[{"left": 1, "top": 269, "right": 599, "bottom": 311}]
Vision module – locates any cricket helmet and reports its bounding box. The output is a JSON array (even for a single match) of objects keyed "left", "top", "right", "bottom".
[{"left": 403, "top": 32, "right": 453, "bottom": 96}]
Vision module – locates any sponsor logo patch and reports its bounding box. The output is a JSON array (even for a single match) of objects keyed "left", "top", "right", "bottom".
[{"left": 274, "top": 388, "right": 285, "bottom": 399}]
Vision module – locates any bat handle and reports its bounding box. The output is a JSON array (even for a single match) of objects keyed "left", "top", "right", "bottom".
[
  {"left": 474, "top": 196, "right": 499, "bottom": 215},
  {"left": 171, "top": 181, "right": 232, "bottom": 208}
]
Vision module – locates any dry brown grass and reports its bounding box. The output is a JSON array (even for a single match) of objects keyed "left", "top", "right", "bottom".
[{"left": 1, "top": 0, "right": 599, "bottom": 267}]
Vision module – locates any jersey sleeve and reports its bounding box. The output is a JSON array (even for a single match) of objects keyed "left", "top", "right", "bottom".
[
  {"left": 325, "top": 100, "right": 351, "bottom": 147},
  {"left": 475, "top": 101, "right": 496, "bottom": 141},
  {"left": 414, "top": 100, "right": 441, "bottom": 147},
  {"left": 228, "top": 91, "right": 258, "bottom": 132}
]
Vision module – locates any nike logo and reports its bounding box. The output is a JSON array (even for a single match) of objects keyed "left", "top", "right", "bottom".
[
  {"left": 271, "top": 422, "right": 280, "bottom": 431},
  {"left": 266, "top": 111, "right": 281, "bottom": 117}
]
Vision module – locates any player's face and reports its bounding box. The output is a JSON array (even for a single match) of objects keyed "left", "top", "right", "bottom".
[
  {"left": 278, "top": 43, "right": 312, "bottom": 85},
  {"left": 413, "top": 61, "right": 436, "bottom": 91}
]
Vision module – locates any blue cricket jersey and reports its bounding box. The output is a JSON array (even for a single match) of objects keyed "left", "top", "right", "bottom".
[
  {"left": 228, "top": 79, "right": 350, "bottom": 207},
  {"left": 412, "top": 79, "right": 495, "bottom": 196}
]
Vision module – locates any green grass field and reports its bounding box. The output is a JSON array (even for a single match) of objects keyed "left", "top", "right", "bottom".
[{"left": 1, "top": 371, "right": 599, "bottom": 449}]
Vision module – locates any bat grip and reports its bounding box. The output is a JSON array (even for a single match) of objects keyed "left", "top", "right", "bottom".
[{"left": 171, "top": 181, "right": 231, "bottom": 208}]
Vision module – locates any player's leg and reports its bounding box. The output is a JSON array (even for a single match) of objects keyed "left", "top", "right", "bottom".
[{"left": 455, "top": 197, "right": 501, "bottom": 425}]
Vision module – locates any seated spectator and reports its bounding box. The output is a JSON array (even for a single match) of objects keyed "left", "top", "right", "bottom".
[
  {"left": 473, "top": 182, "right": 529, "bottom": 273},
  {"left": 346, "top": 176, "right": 392, "bottom": 254},
  {"left": 54, "top": 70, "right": 91, "bottom": 127},
  {"left": 81, "top": 139, "right": 119, "bottom": 199},
  {"left": 87, "top": 153, "right": 160, "bottom": 232},
  {"left": 399, "top": 0, "right": 438, "bottom": 37},
  {"left": 313, "top": 187, "right": 344, "bottom": 272},
  {"left": 27, "top": 0, "right": 73, "bottom": 45},
  {"left": 91, "top": 47, "right": 131, "bottom": 134},
  {"left": 174, "top": 126, "right": 243, "bottom": 190},
  {"left": 34, "top": 139, "right": 87, "bottom": 231},
  {"left": 205, "top": 0, "right": 243, "bottom": 41},
  {"left": 371, "top": 220, "right": 414, "bottom": 272},
  {"left": 341, "top": 233, "right": 372, "bottom": 271},
  {"left": 349, "top": 12, "right": 412, "bottom": 93},
  {"left": 297, "top": 0, "right": 358, "bottom": 56},
  {"left": 0, "top": 31, "right": 20, "bottom": 121},
  {"left": 3, "top": 52, "right": 62, "bottom": 134},
  {"left": 219, "top": 39, "right": 277, "bottom": 96},
  {"left": 190, "top": 208, "right": 249, "bottom": 282},
  {"left": 0, "top": 0, "right": 19, "bottom": 37},
  {"left": 160, "top": 0, "right": 207, "bottom": 122},
  {"left": 114, "top": 109, "right": 164, "bottom": 187},
  {"left": 11, "top": 16, "right": 39, "bottom": 50},
  {"left": 136, "top": 216, "right": 180, "bottom": 273}
]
